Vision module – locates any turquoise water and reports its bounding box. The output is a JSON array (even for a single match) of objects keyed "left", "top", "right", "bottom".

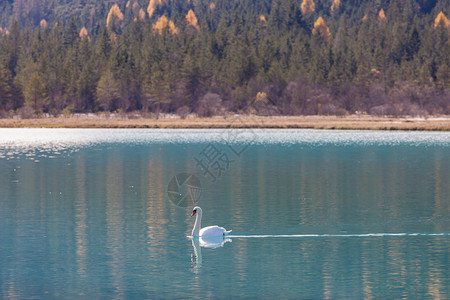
[{"left": 0, "top": 129, "right": 449, "bottom": 299}]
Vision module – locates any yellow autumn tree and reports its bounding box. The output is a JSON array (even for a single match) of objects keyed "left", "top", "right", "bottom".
[
  {"left": 79, "top": 27, "right": 89, "bottom": 39},
  {"left": 301, "top": 0, "right": 315, "bottom": 15},
  {"left": 259, "top": 15, "right": 267, "bottom": 24},
  {"left": 147, "top": 0, "right": 165, "bottom": 18},
  {"left": 259, "top": 15, "right": 267, "bottom": 30},
  {"left": 153, "top": 15, "right": 179, "bottom": 35},
  {"left": 107, "top": 4, "right": 124, "bottom": 28},
  {"left": 255, "top": 92, "right": 268, "bottom": 102},
  {"left": 186, "top": 9, "right": 200, "bottom": 31},
  {"left": 312, "top": 16, "right": 331, "bottom": 43},
  {"left": 377, "top": 9, "right": 386, "bottom": 22},
  {"left": 209, "top": 2, "right": 215, "bottom": 10},
  {"left": 40, "top": 19, "right": 47, "bottom": 29},
  {"left": 434, "top": 11, "right": 450, "bottom": 28},
  {"left": 139, "top": 8, "right": 146, "bottom": 21},
  {"left": 330, "top": 0, "right": 340, "bottom": 15}
]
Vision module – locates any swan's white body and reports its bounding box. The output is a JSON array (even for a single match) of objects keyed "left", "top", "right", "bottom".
[
  {"left": 199, "top": 236, "right": 232, "bottom": 248},
  {"left": 191, "top": 206, "right": 231, "bottom": 237}
]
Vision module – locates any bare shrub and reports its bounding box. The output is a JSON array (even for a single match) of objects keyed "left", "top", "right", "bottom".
[
  {"left": 318, "top": 103, "right": 348, "bottom": 116},
  {"left": 369, "top": 104, "right": 395, "bottom": 116},
  {"left": 406, "top": 103, "right": 429, "bottom": 117},
  {"left": 126, "top": 111, "right": 142, "bottom": 119},
  {"left": 18, "top": 106, "right": 35, "bottom": 119},
  {"left": 442, "top": 90, "right": 450, "bottom": 114},
  {"left": 0, "top": 110, "right": 11, "bottom": 118},
  {"left": 62, "top": 105, "right": 73, "bottom": 117},
  {"left": 176, "top": 105, "right": 190, "bottom": 119},
  {"left": 196, "top": 93, "right": 222, "bottom": 117},
  {"left": 431, "top": 89, "right": 450, "bottom": 114},
  {"left": 283, "top": 81, "right": 303, "bottom": 115},
  {"left": 282, "top": 78, "right": 328, "bottom": 115},
  {"left": 368, "top": 83, "right": 386, "bottom": 108}
]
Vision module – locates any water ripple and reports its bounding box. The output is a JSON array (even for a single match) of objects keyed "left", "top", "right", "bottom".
[
  {"left": 229, "top": 232, "right": 450, "bottom": 238},
  {"left": 0, "top": 128, "right": 449, "bottom": 160}
]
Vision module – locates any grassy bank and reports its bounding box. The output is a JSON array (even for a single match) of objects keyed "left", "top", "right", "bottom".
[{"left": 0, "top": 115, "right": 449, "bottom": 131}]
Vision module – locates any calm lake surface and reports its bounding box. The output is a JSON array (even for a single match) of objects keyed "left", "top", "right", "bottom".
[{"left": 0, "top": 128, "right": 449, "bottom": 299}]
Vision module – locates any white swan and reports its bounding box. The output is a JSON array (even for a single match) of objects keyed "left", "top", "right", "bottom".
[{"left": 191, "top": 206, "right": 232, "bottom": 237}]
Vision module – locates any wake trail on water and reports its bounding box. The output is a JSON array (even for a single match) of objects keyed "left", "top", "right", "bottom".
[{"left": 227, "top": 232, "right": 450, "bottom": 238}]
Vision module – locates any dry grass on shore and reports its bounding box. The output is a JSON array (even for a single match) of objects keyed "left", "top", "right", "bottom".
[{"left": 0, "top": 114, "right": 449, "bottom": 131}]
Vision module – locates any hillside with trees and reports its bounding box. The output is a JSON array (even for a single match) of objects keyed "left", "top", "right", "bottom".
[{"left": 0, "top": 0, "right": 449, "bottom": 117}]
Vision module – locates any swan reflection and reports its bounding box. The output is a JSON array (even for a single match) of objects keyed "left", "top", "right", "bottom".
[
  {"left": 190, "top": 236, "right": 232, "bottom": 269},
  {"left": 199, "top": 235, "right": 232, "bottom": 248}
]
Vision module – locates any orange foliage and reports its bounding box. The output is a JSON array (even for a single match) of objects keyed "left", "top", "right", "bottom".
[
  {"left": 40, "top": 19, "right": 47, "bottom": 29},
  {"left": 126, "top": 1, "right": 131, "bottom": 9},
  {"left": 186, "top": 9, "right": 200, "bottom": 31},
  {"left": 362, "top": 14, "right": 368, "bottom": 22},
  {"left": 0, "top": 27, "right": 9, "bottom": 36},
  {"left": 107, "top": 4, "right": 124, "bottom": 27},
  {"left": 209, "top": 2, "right": 215, "bottom": 10},
  {"left": 330, "top": 0, "right": 340, "bottom": 14},
  {"left": 153, "top": 15, "right": 179, "bottom": 35},
  {"left": 147, "top": 0, "right": 165, "bottom": 18},
  {"left": 301, "top": 0, "right": 315, "bottom": 15},
  {"left": 371, "top": 68, "right": 381, "bottom": 75},
  {"left": 79, "top": 26, "right": 89, "bottom": 39},
  {"left": 139, "top": 8, "right": 146, "bottom": 21},
  {"left": 259, "top": 15, "right": 267, "bottom": 24},
  {"left": 377, "top": 9, "right": 386, "bottom": 22},
  {"left": 434, "top": 11, "right": 450, "bottom": 28},
  {"left": 312, "top": 16, "right": 331, "bottom": 43},
  {"left": 259, "top": 15, "right": 267, "bottom": 30}
]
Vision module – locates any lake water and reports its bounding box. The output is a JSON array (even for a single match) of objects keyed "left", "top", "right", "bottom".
[{"left": 0, "top": 128, "right": 449, "bottom": 299}]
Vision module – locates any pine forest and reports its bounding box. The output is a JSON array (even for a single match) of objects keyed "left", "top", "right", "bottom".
[{"left": 0, "top": 0, "right": 449, "bottom": 117}]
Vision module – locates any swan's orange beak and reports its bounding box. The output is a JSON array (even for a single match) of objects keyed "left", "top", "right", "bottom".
[{"left": 191, "top": 210, "right": 196, "bottom": 217}]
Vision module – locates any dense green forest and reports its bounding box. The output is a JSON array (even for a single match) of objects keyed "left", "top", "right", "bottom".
[{"left": 0, "top": 0, "right": 449, "bottom": 117}]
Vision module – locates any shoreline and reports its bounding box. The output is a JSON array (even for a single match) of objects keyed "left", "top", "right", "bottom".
[{"left": 1, "top": 115, "right": 449, "bottom": 131}]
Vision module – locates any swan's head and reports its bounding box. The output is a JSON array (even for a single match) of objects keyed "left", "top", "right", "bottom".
[{"left": 191, "top": 206, "right": 202, "bottom": 217}]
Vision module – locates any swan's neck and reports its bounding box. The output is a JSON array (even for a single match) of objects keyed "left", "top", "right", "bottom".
[
  {"left": 192, "top": 211, "right": 202, "bottom": 236},
  {"left": 191, "top": 238, "right": 202, "bottom": 267}
]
